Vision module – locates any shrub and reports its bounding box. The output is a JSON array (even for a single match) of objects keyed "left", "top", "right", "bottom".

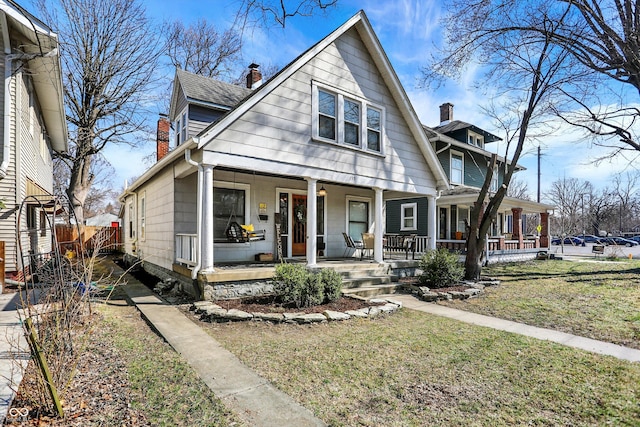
[
  {"left": 318, "top": 268, "right": 342, "bottom": 303},
  {"left": 418, "top": 249, "right": 464, "bottom": 288},
  {"left": 273, "top": 264, "right": 343, "bottom": 308}
]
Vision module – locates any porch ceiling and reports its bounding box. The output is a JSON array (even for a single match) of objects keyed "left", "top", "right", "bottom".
[{"left": 439, "top": 193, "right": 555, "bottom": 214}]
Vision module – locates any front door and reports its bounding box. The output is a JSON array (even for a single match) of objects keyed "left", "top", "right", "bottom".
[{"left": 292, "top": 194, "right": 307, "bottom": 256}]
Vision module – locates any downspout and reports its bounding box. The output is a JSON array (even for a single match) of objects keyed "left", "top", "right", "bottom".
[
  {"left": 0, "top": 11, "right": 12, "bottom": 180},
  {"left": 185, "top": 148, "right": 202, "bottom": 280},
  {"left": 435, "top": 142, "right": 451, "bottom": 155}
]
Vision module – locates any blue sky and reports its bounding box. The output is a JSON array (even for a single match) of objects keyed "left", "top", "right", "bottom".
[{"left": 30, "top": 0, "right": 639, "bottom": 200}]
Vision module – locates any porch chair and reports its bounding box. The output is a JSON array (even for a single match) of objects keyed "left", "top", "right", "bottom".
[
  {"left": 342, "top": 232, "right": 363, "bottom": 257},
  {"left": 361, "top": 233, "right": 374, "bottom": 260}
]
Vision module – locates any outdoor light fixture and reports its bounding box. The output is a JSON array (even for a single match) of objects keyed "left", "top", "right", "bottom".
[{"left": 318, "top": 185, "right": 327, "bottom": 196}]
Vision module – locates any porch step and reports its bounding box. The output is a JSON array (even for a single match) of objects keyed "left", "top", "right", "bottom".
[
  {"left": 342, "top": 275, "right": 396, "bottom": 288},
  {"left": 342, "top": 283, "right": 403, "bottom": 299}
]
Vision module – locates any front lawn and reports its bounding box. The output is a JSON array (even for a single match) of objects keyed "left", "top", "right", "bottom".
[
  {"left": 206, "top": 309, "right": 640, "bottom": 426},
  {"left": 440, "top": 259, "right": 640, "bottom": 349}
]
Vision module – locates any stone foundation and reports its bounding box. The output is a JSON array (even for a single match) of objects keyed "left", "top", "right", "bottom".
[{"left": 202, "top": 280, "right": 275, "bottom": 301}]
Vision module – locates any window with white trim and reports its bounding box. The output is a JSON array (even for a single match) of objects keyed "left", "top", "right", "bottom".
[
  {"left": 347, "top": 198, "right": 370, "bottom": 242},
  {"left": 128, "top": 201, "right": 135, "bottom": 239},
  {"left": 213, "top": 181, "right": 251, "bottom": 242},
  {"left": 175, "top": 110, "right": 188, "bottom": 145},
  {"left": 450, "top": 151, "right": 463, "bottom": 185},
  {"left": 312, "top": 83, "right": 384, "bottom": 153},
  {"left": 468, "top": 130, "right": 484, "bottom": 148},
  {"left": 140, "top": 193, "right": 146, "bottom": 240},
  {"left": 401, "top": 202, "right": 417, "bottom": 231},
  {"left": 490, "top": 165, "right": 499, "bottom": 192}
]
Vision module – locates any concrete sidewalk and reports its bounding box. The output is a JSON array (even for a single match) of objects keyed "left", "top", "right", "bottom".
[
  {"left": 0, "top": 292, "right": 30, "bottom": 424},
  {"left": 121, "top": 279, "right": 325, "bottom": 427},
  {"left": 390, "top": 294, "right": 640, "bottom": 363}
]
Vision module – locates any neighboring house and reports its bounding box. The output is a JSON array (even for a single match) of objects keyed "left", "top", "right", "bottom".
[
  {"left": 85, "top": 212, "right": 120, "bottom": 227},
  {"left": 119, "top": 11, "right": 449, "bottom": 293},
  {"left": 0, "top": 1, "right": 67, "bottom": 279},
  {"left": 386, "top": 102, "right": 554, "bottom": 252}
]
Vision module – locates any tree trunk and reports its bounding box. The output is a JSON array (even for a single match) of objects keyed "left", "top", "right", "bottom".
[
  {"left": 464, "top": 234, "right": 483, "bottom": 280},
  {"left": 66, "top": 154, "right": 93, "bottom": 225}
]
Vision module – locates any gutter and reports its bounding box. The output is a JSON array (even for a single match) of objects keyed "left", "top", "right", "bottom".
[{"left": 0, "top": 11, "right": 11, "bottom": 179}]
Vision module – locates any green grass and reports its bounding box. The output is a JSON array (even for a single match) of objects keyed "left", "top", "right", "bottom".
[
  {"left": 96, "top": 297, "right": 243, "bottom": 426},
  {"left": 441, "top": 259, "right": 640, "bottom": 349},
  {"left": 205, "top": 310, "right": 640, "bottom": 426}
]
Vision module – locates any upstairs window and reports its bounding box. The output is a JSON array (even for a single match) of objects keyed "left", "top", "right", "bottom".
[
  {"left": 313, "top": 82, "right": 384, "bottom": 154},
  {"left": 318, "top": 90, "right": 336, "bottom": 140},
  {"left": 175, "top": 110, "right": 188, "bottom": 145},
  {"left": 367, "top": 107, "right": 381, "bottom": 151},
  {"left": 490, "top": 166, "right": 499, "bottom": 192},
  {"left": 451, "top": 152, "right": 464, "bottom": 185},
  {"left": 468, "top": 131, "right": 484, "bottom": 148},
  {"left": 344, "top": 99, "right": 360, "bottom": 145}
]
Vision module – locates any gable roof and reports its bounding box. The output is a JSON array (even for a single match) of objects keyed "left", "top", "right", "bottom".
[
  {"left": 194, "top": 10, "right": 449, "bottom": 191},
  {"left": 433, "top": 120, "right": 501, "bottom": 143},
  {"left": 125, "top": 10, "right": 450, "bottom": 195},
  {"left": 169, "top": 68, "right": 251, "bottom": 119}
]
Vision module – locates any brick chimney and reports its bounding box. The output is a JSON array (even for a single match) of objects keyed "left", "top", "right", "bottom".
[
  {"left": 156, "top": 114, "right": 170, "bottom": 162},
  {"left": 246, "top": 63, "right": 262, "bottom": 89},
  {"left": 439, "top": 102, "right": 454, "bottom": 125}
]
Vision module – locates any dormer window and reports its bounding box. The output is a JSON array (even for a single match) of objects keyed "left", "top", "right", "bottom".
[
  {"left": 175, "top": 110, "right": 188, "bottom": 145},
  {"left": 468, "top": 130, "right": 484, "bottom": 148}
]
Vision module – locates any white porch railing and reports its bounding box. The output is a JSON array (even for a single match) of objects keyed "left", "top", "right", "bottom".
[{"left": 176, "top": 233, "right": 198, "bottom": 266}]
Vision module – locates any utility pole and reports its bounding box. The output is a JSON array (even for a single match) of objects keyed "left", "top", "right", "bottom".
[{"left": 537, "top": 145, "right": 541, "bottom": 203}]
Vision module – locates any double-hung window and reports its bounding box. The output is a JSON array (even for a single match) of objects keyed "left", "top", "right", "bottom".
[
  {"left": 450, "top": 152, "right": 464, "bottom": 185},
  {"left": 313, "top": 82, "right": 384, "bottom": 154},
  {"left": 490, "top": 166, "right": 499, "bottom": 192},
  {"left": 401, "top": 202, "right": 417, "bottom": 231}
]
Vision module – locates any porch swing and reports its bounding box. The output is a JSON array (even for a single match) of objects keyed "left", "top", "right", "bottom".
[{"left": 223, "top": 173, "right": 266, "bottom": 243}]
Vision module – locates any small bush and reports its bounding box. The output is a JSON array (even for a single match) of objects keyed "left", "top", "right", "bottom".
[
  {"left": 273, "top": 264, "right": 343, "bottom": 308},
  {"left": 418, "top": 249, "right": 464, "bottom": 288},
  {"left": 318, "top": 268, "right": 342, "bottom": 303}
]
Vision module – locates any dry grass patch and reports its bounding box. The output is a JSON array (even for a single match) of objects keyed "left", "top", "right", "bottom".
[
  {"left": 201, "top": 309, "right": 640, "bottom": 426},
  {"left": 440, "top": 259, "right": 640, "bottom": 349}
]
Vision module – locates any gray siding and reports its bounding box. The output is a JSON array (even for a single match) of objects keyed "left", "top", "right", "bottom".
[
  {"left": 188, "top": 105, "right": 225, "bottom": 138},
  {"left": 385, "top": 197, "right": 428, "bottom": 235}
]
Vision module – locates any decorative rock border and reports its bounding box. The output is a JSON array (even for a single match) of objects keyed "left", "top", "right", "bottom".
[
  {"left": 190, "top": 298, "right": 403, "bottom": 324},
  {"left": 411, "top": 278, "right": 500, "bottom": 303}
]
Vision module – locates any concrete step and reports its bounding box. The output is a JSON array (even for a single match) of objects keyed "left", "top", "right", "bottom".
[
  {"left": 342, "top": 283, "right": 403, "bottom": 298},
  {"left": 342, "top": 276, "right": 393, "bottom": 288}
]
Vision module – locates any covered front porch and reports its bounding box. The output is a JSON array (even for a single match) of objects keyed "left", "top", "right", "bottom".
[{"left": 172, "top": 165, "right": 438, "bottom": 284}]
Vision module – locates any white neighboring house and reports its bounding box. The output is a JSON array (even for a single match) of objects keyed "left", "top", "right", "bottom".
[
  {"left": 119, "top": 11, "right": 449, "bottom": 296},
  {"left": 0, "top": 1, "right": 68, "bottom": 279}
]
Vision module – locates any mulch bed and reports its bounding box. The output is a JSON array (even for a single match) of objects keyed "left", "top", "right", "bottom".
[{"left": 214, "top": 295, "right": 383, "bottom": 314}]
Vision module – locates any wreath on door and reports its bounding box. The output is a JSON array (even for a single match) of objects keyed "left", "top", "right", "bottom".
[{"left": 294, "top": 204, "right": 306, "bottom": 223}]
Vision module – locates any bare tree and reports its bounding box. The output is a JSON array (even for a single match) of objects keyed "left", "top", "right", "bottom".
[
  {"left": 506, "top": 176, "right": 533, "bottom": 200},
  {"left": 165, "top": 18, "right": 242, "bottom": 79},
  {"left": 479, "top": 1, "right": 640, "bottom": 157},
  {"left": 36, "top": 0, "right": 161, "bottom": 225},
  {"left": 546, "top": 177, "right": 593, "bottom": 235},
  {"left": 611, "top": 171, "right": 640, "bottom": 232},
  {"left": 235, "top": 0, "right": 338, "bottom": 28},
  {"left": 424, "top": 0, "right": 587, "bottom": 279}
]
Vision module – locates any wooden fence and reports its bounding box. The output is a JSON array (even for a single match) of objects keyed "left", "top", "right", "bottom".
[{"left": 55, "top": 225, "right": 122, "bottom": 255}]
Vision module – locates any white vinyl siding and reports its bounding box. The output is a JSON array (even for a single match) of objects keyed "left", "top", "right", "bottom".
[{"left": 203, "top": 27, "right": 438, "bottom": 195}]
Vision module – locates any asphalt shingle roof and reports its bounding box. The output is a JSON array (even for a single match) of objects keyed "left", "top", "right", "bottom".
[{"left": 176, "top": 68, "right": 251, "bottom": 109}]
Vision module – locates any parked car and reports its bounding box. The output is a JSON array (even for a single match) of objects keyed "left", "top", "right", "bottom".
[
  {"left": 551, "top": 236, "right": 585, "bottom": 246},
  {"left": 601, "top": 236, "right": 639, "bottom": 247},
  {"left": 577, "top": 234, "right": 605, "bottom": 244},
  {"left": 628, "top": 235, "right": 640, "bottom": 243}
]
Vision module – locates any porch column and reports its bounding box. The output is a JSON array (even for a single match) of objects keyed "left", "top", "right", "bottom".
[
  {"left": 427, "top": 195, "right": 437, "bottom": 250},
  {"left": 374, "top": 187, "right": 384, "bottom": 263},
  {"left": 511, "top": 207, "right": 524, "bottom": 249},
  {"left": 540, "top": 211, "right": 550, "bottom": 248},
  {"left": 201, "top": 164, "right": 215, "bottom": 273},
  {"left": 306, "top": 178, "right": 318, "bottom": 266}
]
